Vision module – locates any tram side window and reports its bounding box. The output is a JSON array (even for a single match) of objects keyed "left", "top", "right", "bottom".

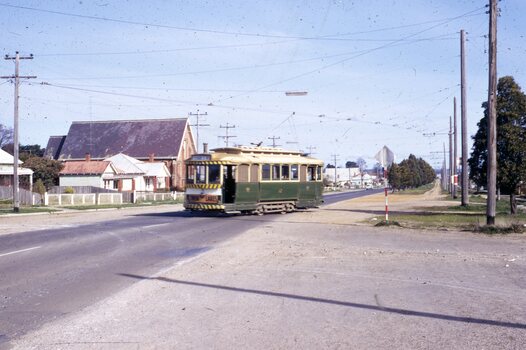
[
  {"left": 291, "top": 164, "right": 299, "bottom": 180},
  {"left": 281, "top": 165, "right": 290, "bottom": 180},
  {"left": 272, "top": 164, "right": 280, "bottom": 181},
  {"left": 262, "top": 164, "right": 271, "bottom": 180},
  {"left": 250, "top": 164, "right": 259, "bottom": 182},
  {"left": 238, "top": 164, "right": 249, "bottom": 182},
  {"left": 196, "top": 165, "right": 206, "bottom": 184},
  {"left": 186, "top": 165, "right": 195, "bottom": 183},
  {"left": 208, "top": 164, "right": 221, "bottom": 184},
  {"left": 307, "top": 166, "right": 316, "bottom": 181},
  {"left": 317, "top": 166, "right": 322, "bottom": 181}
]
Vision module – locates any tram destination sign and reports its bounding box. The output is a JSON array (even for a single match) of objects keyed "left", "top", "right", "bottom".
[{"left": 191, "top": 154, "right": 212, "bottom": 161}]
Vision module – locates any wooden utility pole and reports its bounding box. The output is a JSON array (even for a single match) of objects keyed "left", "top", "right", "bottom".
[
  {"left": 1, "top": 52, "right": 36, "bottom": 213},
  {"left": 219, "top": 123, "right": 236, "bottom": 147},
  {"left": 267, "top": 136, "right": 281, "bottom": 148},
  {"left": 453, "top": 97, "right": 458, "bottom": 199},
  {"left": 331, "top": 154, "right": 339, "bottom": 185},
  {"left": 306, "top": 146, "right": 316, "bottom": 156},
  {"left": 486, "top": 0, "right": 498, "bottom": 225},
  {"left": 189, "top": 110, "right": 209, "bottom": 153},
  {"left": 449, "top": 117, "right": 453, "bottom": 195},
  {"left": 460, "top": 30, "right": 469, "bottom": 206}
]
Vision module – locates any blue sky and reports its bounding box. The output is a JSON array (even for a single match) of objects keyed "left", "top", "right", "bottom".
[{"left": 1, "top": 0, "right": 525, "bottom": 168}]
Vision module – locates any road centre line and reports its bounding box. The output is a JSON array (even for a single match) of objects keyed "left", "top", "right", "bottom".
[{"left": 0, "top": 246, "right": 42, "bottom": 258}]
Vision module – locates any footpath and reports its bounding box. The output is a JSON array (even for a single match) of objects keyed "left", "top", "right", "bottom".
[{"left": 9, "top": 187, "right": 526, "bottom": 349}]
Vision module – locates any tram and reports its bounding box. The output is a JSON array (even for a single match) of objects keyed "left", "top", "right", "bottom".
[{"left": 184, "top": 146, "right": 324, "bottom": 214}]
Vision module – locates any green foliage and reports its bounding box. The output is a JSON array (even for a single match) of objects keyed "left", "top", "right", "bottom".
[
  {"left": 345, "top": 161, "right": 358, "bottom": 168},
  {"left": 20, "top": 144, "right": 44, "bottom": 161},
  {"left": 387, "top": 154, "right": 436, "bottom": 191},
  {"left": 22, "top": 156, "right": 64, "bottom": 190},
  {"left": 469, "top": 76, "right": 526, "bottom": 213},
  {"left": 64, "top": 186, "right": 75, "bottom": 194},
  {"left": 33, "top": 179, "right": 46, "bottom": 195}
]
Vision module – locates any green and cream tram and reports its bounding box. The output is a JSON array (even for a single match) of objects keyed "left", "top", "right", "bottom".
[{"left": 184, "top": 146, "right": 324, "bottom": 214}]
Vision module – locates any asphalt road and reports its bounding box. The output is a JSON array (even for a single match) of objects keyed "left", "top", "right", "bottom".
[{"left": 0, "top": 189, "right": 378, "bottom": 348}]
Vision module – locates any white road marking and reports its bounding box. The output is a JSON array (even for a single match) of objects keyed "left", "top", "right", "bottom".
[{"left": 0, "top": 246, "right": 42, "bottom": 258}]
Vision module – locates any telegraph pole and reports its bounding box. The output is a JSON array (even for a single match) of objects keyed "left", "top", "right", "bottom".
[
  {"left": 486, "top": 0, "right": 498, "bottom": 225},
  {"left": 460, "top": 30, "right": 469, "bottom": 206},
  {"left": 331, "top": 154, "right": 339, "bottom": 185},
  {"left": 453, "top": 97, "right": 458, "bottom": 199},
  {"left": 219, "top": 123, "right": 236, "bottom": 147},
  {"left": 189, "top": 110, "right": 209, "bottom": 153},
  {"left": 306, "top": 146, "right": 316, "bottom": 156},
  {"left": 449, "top": 117, "right": 453, "bottom": 195},
  {"left": 1, "top": 52, "right": 36, "bottom": 213},
  {"left": 267, "top": 136, "right": 281, "bottom": 148}
]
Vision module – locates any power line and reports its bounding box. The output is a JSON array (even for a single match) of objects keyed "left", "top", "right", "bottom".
[
  {"left": 0, "top": 3, "right": 486, "bottom": 41},
  {"left": 267, "top": 136, "right": 281, "bottom": 148}
]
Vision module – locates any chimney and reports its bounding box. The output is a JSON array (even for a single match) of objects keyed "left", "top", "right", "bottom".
[
  {"left": 203, "top": 143, "right": 209, "bottom": 154},
  {"left": 85, "top": 153, "right": 91, "bottom": 162},
  {"left": 149, "top": 153, "right": 155, "bottom": 162}
]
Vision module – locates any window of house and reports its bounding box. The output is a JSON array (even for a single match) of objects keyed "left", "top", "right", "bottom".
[
  {"left": 262, "top": 164, "right": 271, "bottom": 180},
  {"left": 291, "top": 164, "right": 299, "bottom": 180}
]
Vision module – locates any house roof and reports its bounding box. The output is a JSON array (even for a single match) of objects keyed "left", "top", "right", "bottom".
[
  {"left": 57, "top": 118, "right": 189, "bottom": 160},
  {"left": 138, "top": 162, "right": 171, "bottom": 177},
  {"left": 60, "top": 160, "right": 114, "bottom": 175},
  {"left": 44, "top": 135, "right": 67, "bottom": 159},
  {"left": 105, "top": 153, "right": 145, "bottom": 175},
  {"left": 0, "top": 149, "right": 22, "bottom": 165}
]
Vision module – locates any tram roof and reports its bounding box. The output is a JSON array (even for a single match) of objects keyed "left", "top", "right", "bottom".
[{"left": 187, "top": 146, "right": 323, "bottom": 165}]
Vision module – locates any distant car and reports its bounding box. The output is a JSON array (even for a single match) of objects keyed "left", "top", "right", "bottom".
[{"left": 365, "top": 184, "right": 373, "bottom": 190}]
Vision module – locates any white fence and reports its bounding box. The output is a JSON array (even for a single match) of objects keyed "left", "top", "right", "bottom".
[
  {"left": 133, "top": 191, "right": 182, "bottom": 203},
  {"left": 45, "top": 193, "right": 123, "bottom": 206}
]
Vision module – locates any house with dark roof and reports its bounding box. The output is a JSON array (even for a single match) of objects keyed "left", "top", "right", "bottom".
[{"left": 46, "top": 118, "right": 196, "bottom": 190}]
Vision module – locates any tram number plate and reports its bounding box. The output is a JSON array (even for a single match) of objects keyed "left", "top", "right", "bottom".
[{"left": 188, "top": 195, "right": 218, "bottom": 204}]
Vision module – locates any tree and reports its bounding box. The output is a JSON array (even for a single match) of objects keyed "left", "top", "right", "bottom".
[
  {"left": 22, "top": 156, "right": 64, "bottom": 190},
  {"left": 345, "top": 161, "right": 358, "bottom": 168},
  {"left": 388, "top": 154, "right": 436, "bottom": 191},
  {"left": 356, "top": 157, "right": 366, "bottom": 172},
  {"left": 20, "top": 144, "right": 44, "bottom": 161},
  {"left": 325, "top": 164, "right": 335, "bottom": 169},
  {"left": 469, "top": 76, "right": 526, "bottom": 214},
  {"left": 0, "top": 124, "right": 13, "bottom": 149}
]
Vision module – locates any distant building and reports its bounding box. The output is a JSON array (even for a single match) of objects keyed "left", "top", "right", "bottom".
[
  {"left": 45, "top": 118, "right": 196, "bottom": 191},
  {"left": 323, "top": 167, "right": 360, "bottom": 185}
]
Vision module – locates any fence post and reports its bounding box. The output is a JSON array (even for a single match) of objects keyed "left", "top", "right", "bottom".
[{"left": 44, "top": 192, "right": 48, "bottom": 206}]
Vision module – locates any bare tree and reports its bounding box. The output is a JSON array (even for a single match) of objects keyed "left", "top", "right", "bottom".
[{"left": 0, "top": 124, "right": 14, "bottom": 149}]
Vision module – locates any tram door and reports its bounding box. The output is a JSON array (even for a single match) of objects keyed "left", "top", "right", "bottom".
[{"left": 223, "top": 165, "right": 236, "bottom": 203}]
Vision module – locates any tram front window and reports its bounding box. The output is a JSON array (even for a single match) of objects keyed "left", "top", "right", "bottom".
[
  {"left": 196, "top": 165, "right": 206, "bottom": 184},
  {"left": 208, "top": 164, "right": 221, "bottom": 184}
]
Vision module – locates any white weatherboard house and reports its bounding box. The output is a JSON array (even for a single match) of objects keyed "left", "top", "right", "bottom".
[
  {"left": 0, "top": 149, "right": 33, "bottom": 190},
  {"left": 105, "top": 153, "right": 171, "bottom": 192},
  {"left": 59, "top": 157, "right": 120, "bottom": 189}
]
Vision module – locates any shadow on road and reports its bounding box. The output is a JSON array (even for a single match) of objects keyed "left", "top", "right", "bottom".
[
  {"left": 118, "top": 272, "right": 526, "bottom": 330},
  {"left": 321, "top": 208, "right": 482, "bottom": 217}
]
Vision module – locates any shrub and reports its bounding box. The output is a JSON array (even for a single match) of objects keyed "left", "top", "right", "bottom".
[{"left": 64, "top": 186, "right": 75, "bottom": 194}]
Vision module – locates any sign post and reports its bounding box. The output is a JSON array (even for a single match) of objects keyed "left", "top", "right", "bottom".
[{"left": 375, "top": 146, "right": 395, "bottom": 224}]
